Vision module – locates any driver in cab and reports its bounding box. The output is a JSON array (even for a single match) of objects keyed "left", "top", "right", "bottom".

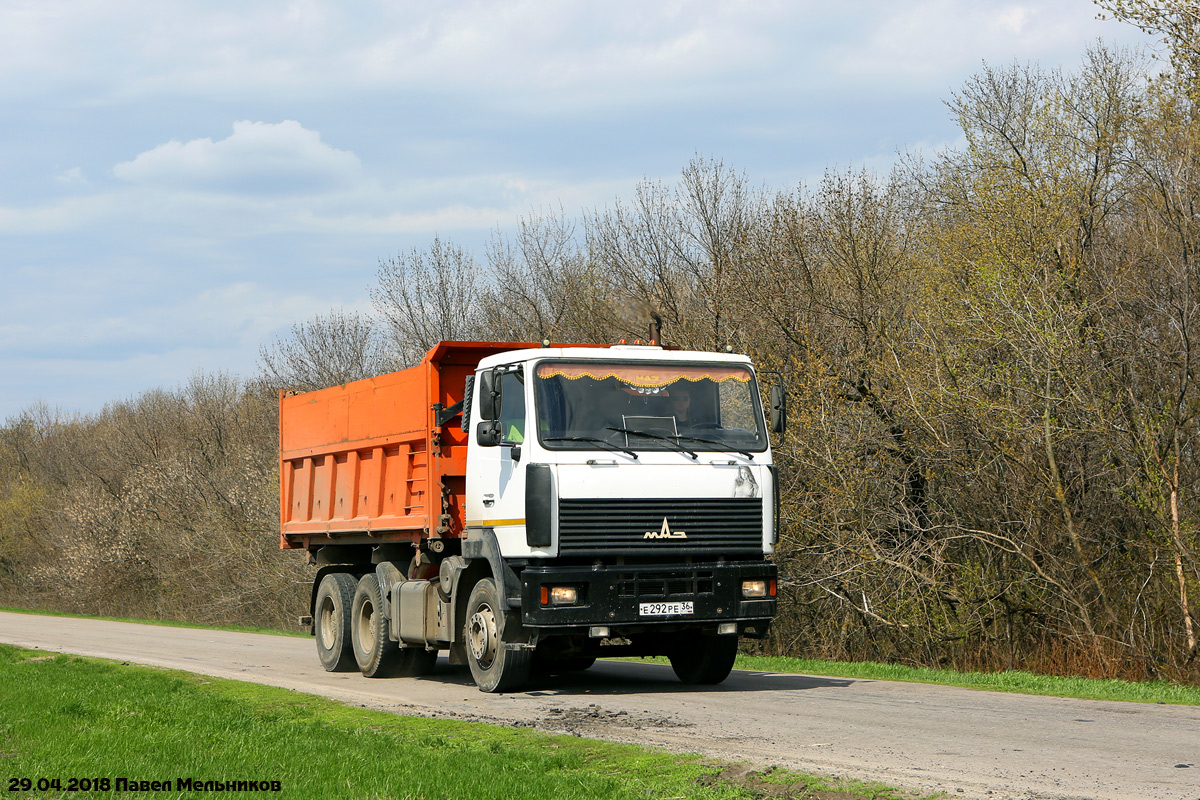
[{"left": 668, "top": 386, "right": 693, "bottom": 429}]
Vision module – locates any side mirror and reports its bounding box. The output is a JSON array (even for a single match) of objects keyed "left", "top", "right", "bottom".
[
  {"left": 477, "top": 370, "right": 500, "bottom": 420},
  {"left": 476, "top": 420, "right": 502, "bottom": 447},
  {"left": 769, "top": 383, "right": 787, "bottom": 435}
]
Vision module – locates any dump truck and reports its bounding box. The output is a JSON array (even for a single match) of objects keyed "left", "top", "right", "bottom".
[{"left": 280, "top": 337, "right": 783, "bottom": 692}]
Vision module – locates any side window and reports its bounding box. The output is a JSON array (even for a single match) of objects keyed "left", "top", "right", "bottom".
[
  {"left": 719, "top": 380, "right": 755, "bottom": 430},
  {"left": 500, "top": 370, "right": 526, "bottom": 443}
]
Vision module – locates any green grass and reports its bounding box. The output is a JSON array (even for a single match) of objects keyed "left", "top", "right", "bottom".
[
  {"left": 733, "top": 654, "right": 1200, "bottom": 705},
  {"left": 0, "top": 644, "right": 919, "bottom": 800}
]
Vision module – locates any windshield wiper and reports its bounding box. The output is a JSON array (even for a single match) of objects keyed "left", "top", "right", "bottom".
[
  {"left": 605, "top": 426, "right": 697, "bottom": 460},
  {"left": 543, "top": 435, "right": 638, "bottom": 460},
  {"left": 670, "top": 433, "right": 755, "bottom": 460}
]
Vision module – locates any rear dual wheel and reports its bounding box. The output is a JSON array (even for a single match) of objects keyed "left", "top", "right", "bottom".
[
  {"left": 314, "top": 572, "right": 357, "bottom": 672},
  {"left": 351, "top": 574, "right": 438, "bottom": 678}
]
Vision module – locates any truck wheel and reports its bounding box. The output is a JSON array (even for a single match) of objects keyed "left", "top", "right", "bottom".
[
  {"left": 464, "top": 578, "right": 531, "bottom": 693},
  {"left": 669, "top": 633, "right": 738, "bottom": 685},
  {"left": 314, "top": 572, "right": 357, "bottom": 672},
  {"left": 351, "top": 574, "right": 403, "bottom": 678}
]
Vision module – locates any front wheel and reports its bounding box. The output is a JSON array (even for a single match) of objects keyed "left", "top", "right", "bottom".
[
  {"left": 465, "top": 578, "right": 531, "bottom": 693},
  {"left": 669, "top": 633, "right": 738, "bottom": 685}
]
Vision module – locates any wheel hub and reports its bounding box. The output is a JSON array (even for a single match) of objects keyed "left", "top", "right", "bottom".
[
  {"left": 467, "top": 605, "right": 498, "bottom": 666},
  {"left": 318, "top": 598, "right": 337, "bottom": 649},
  {"left": 356, "top": 601, "right": 376, "bottom": 653}
]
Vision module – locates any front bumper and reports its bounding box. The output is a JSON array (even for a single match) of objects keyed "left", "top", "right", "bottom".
[{"left": 519, "top": 560, "right": 776, "bottom": 634}]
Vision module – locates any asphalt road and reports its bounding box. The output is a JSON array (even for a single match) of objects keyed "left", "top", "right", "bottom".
[{"left": 1, "top": 611, "right": 1197, "bottom": 800}]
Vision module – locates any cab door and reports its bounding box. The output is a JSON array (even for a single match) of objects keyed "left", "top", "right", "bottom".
[{"left": 466, "top": 367, "right": 532, "bottom": 551}]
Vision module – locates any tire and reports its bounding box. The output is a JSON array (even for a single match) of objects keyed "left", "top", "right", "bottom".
[
  {"left": 351, "top": 574, "right": 403, "bottom": 678},
  {"left": 669, "top": 633, "right": 738, "bottom": 685},
  {"left": 464, "top": 578, "right": 532, "bottom": 692},
  {"left": 314, "top": 572, "right": 357, "bottom": 672}
]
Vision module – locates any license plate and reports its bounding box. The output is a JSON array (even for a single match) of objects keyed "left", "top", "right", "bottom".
[{"left": 638, "top": 601, "right": 694, "bottom": 616}]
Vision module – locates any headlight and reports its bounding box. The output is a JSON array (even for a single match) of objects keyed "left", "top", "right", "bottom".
[
  {"left": 742, "top": 580, "right": 767, "bottom": 598},
  {"left": 547, "top": 586, "right": 578, "bottom": 605}
]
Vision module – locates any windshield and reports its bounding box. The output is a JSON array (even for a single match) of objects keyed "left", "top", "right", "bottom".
[{"left": 534, "top": 360, "right": 767, "bottom": 454}]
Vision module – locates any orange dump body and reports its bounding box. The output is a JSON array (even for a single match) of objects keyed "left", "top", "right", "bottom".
[
  {"left": 279, "top": 342, "right": 512, "bottom": 551},
  {"left": 278, "top": 341, "right": 598, "bottom": 552}
]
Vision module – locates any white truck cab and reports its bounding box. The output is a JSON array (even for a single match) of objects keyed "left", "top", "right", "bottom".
[{"left": 460, "top": 344, "right": 780, "bottom": 690}]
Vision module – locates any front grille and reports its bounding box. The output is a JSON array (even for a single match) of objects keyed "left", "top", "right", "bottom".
[
  {"left": 557, "top": 498, "right": 763, "bottom": 556},
  {"left": 616, "top": 570, "right": 715, "bottom": 599}
]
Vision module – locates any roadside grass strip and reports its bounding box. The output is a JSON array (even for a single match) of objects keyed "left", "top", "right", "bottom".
[
  {"left": 0, "top": 645, "right": 921, "bottom": 800},
  {"left": 729, "top": 655, "right": 1200, "bottom": 706}
]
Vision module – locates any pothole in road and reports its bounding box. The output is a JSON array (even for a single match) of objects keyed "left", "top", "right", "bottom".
[{"left": 541, "top": 703, "right": 693, "bottom": 733}]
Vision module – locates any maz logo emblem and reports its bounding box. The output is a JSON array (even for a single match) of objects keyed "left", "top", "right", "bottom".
[{"left": 644, "top": 517, "right": 687, "bottom": 539}]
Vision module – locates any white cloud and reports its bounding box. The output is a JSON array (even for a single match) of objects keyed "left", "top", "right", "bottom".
[
  {"left": 5, "top": 124, "right": 630, "bottom": 238},
  {"left": 0, "top": 1, "right": 794, "bottom": 106},
  {"left": 0, "top": 272, "right": 359, "bottom": 364},
  {"left": 0, "top": 194, "right": 114, "bottom": 234},
  {"left": 0, "top": 1, "right": 1155, "bottom": 122},
  {"left": 997, "top": 6, "right": 1031, "bottom": 36},
  {"left": 112, "top": 120, "right": 362, "bottom": 194},
  {"left": 0, "top": 271, "right": 385, "bottom": 420},
  {"left": 54, "top": 167, "right": 87, "bottom": 186},
  {"left": 826, "top": 1, "right": 1147, "bottom": 84}
]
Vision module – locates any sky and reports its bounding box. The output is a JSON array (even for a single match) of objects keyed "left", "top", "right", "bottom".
[{"left": 0, "top": 0, "right": 1156, "bottom": 421}]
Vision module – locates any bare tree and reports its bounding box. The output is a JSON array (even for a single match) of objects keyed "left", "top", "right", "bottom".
[
  {"left": 586, "top": 156, "right": 759, "bottom": 349},
  {"left": 259, "top": 309, "right": 390, "bottom": 392},
  {"left": 1096, "top": 0, "right": 1200, "bottom": 82},
  {"left": 479, "top": 208, "right": 616, "bottom": 344},
  {"left": 372, "top": 236, "right": 486, "bottom": 365}
]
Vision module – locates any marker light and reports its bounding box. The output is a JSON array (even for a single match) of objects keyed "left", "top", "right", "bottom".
[{"left": 742, "top": 580, "right": 768, "bottom": 598}]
